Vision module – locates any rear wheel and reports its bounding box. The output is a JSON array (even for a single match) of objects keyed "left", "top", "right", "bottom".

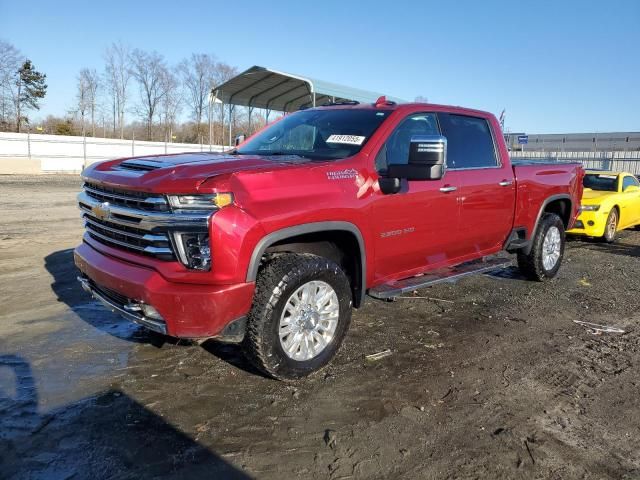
[
  {"left": 243, "top": 253, "right": 352, "bottom": 380},
  {"left": 517, "top": 213, "right": 565, "bottom": 281},
  {"left": 602, "top": 208, "right": 618, "bottom": 243}
]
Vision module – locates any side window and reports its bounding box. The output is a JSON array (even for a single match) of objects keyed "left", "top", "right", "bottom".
[
  {"left": 438, "top": 114, "right": 498, "bottom": 169},
  {"left": 375, "top": 113, "right": 439, "bottom": 172},
  {"left": 622, "top": 175, "right": 639, "bottom": 191}
]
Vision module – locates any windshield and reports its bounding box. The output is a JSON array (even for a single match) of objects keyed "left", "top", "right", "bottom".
[
  {"left": 236, "top": 108, "right": 391, "bottom": 160},
  {"left": 583, "top": 173, "right": 619, "bottom": 192}
]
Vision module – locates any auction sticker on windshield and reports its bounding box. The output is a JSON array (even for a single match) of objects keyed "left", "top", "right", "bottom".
[{"left": 326, "top": 135, "right": 366, "bottom": 145}]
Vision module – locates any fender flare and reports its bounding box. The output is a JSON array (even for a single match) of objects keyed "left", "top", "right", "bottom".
[
  {"left": 524, "top": 194, "right": 572, "bottom": 254},
  {"left": 246, "top": 221, "right": 367, "bottom": 307}
]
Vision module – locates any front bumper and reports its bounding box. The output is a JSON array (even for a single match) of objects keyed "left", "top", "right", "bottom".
[
  {"left": 567, "top": 210, "right": 607, "bottom": 237},
  {"left": 74, "top": 241, "right": 255, "bottom": 338},
  {"left": 78, "top": 274, "right": 168, "bottom": 334}
]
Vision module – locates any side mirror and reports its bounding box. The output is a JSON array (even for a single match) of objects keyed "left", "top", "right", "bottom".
[
  {"left": 234, "top": 134, "right": 246, "bottom": 146},
  {"left": 386, "top": 135, "right": 447, "bottom": 181},
  {"left": 625, "top": 185, "right": 640, "bottom": 193}
]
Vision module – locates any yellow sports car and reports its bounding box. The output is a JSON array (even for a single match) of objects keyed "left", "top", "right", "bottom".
[{"left": 568, "top": 170, "right": 640, "bottom": 242}]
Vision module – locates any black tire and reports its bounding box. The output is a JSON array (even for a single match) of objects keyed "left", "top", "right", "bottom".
[
  {"left": 602, "top": 208, "right": 618, "bottom": 243},
  {"left": 243, "top": 253, "right": 352, "bottom": 380},
  {"left": 517, "top": 213, "right": 565, "bottom": 281}
]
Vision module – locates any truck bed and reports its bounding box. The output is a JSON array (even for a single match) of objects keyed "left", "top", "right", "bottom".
[{"left": 510, "top": 158, "right": 583, "bottom": 167}]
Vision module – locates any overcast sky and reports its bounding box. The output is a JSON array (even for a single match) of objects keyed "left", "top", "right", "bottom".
[{"left": 1, "top": 0, "right": 638, "bottom": 133}]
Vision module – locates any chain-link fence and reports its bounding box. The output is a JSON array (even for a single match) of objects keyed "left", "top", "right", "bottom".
[{"left": 510, "top": 151, "right": 640, "bottom": 175}]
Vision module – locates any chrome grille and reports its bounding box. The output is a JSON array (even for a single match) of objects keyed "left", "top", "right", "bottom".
[
  {"left": 83, "top": 182, "right": 169, "bottom": 211},
  {"left": 78, "top": 184, "right": 210, "bottom": 261},
  {"left": 83, "top": 215, "right": 174, "bottom": 259}
]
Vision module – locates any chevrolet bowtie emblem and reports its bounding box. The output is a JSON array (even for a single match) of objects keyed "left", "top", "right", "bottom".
[{"left": 92, "top": 202, "right": 111, "bottom": 221}]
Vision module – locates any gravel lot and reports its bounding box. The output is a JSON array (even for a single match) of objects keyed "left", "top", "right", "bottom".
[{"left": 1, "top": 175, "right": 639, "bottom": 479}]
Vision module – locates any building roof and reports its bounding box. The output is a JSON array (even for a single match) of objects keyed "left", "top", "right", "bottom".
[{"left": 211, "top": 65, "right": 406, "bottom": 112}]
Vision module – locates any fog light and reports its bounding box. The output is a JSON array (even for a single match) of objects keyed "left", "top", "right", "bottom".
[
  {"left": 172, "top": 232, "right": 211, "bottom": 271},
  {"left": 141, "top": 304, "right": 164, "bottom": 320}
]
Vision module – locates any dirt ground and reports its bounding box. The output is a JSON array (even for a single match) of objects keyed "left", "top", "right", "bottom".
[{"left": 1, "top": 175, "right": 639, "bottom": 480}]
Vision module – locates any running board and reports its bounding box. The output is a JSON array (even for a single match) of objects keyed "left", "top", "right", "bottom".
[{"left": 368, "top": 257, "right": 512, "bottom": 300}]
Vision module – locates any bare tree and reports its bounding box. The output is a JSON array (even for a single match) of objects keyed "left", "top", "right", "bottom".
[
  {"left": 178, "top": 53, "right": 217, "bottom": 140},
  {"left": 159, "top": 67, "right": 182, "bottom": 142},
  {"left": 78, "top": 68, "right": 100, "bottom": 136},
  {"left": 213, "top": 61, "right": 238, "bottom": 145},
  {"left": 0, "top": 40, "right": 22, "bottom": 130},
  {"left": 414, "top": 95, "right": 429, "bottom": 103},
  {"left": 130, "top": 49, "right": 170, "bottom": 141},
  {"left": 104, "top": 42, "right": 131, "bottom": 139},
  {"left": 76, "top": 71, "right": 90, "bottom": 136}
]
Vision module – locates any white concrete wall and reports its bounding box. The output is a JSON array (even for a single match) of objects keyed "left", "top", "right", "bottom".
[{"left": 0, "top": 132, "right": 224, "bottom": 173}]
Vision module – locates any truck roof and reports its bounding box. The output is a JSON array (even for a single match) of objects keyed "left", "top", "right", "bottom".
[{"left": 309, "top": 100, "right": 495, "bottom": 119}]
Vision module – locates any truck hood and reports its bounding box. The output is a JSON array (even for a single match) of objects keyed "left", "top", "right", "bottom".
[{"left": 84, "top": 152, "right": 311, "bottom": 193}]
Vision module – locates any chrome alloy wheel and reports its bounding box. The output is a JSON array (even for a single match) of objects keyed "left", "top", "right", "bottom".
[
  {"left": 606, "top": 210, "right": 618, "bottom": 239},
  {"left": 542, "top": 226, "right": 561, "bottom": 271},
  {"left": 279, "top": 280, "right": 340, "bottom": 361}
]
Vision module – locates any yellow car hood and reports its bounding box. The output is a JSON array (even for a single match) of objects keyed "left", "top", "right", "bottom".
[{"left": 582, "top": 188, "right": 617, "bottom": 204}]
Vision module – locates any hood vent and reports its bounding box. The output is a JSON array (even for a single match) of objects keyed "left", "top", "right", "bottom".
[{"left": 115, "top": 159, "right": 172, "bottom": 172}]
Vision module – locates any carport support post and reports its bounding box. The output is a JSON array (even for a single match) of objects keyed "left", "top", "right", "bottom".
[
  {"left": 26, "top": 126, "right": 31, "bottom": 159},
  {"left": 208, "top": 93, "right": 212, "bottom": 152},
  {"left": 220, "top": 92, "right": 224, "bottom": 147},
  {"left": 83, "top": 134, "right": 87, "bottom": 170},
  {"left": 228, "top": 103, "right": 232, "bottom": 147}
]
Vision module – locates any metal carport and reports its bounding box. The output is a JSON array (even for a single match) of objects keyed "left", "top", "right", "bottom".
[{"left": 210, "top": 65, "right": 405, "bottom": 144}]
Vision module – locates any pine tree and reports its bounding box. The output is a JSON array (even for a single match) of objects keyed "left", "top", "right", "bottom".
[{"left": 15, "top": 60, "right": 47, "bottom": 132}]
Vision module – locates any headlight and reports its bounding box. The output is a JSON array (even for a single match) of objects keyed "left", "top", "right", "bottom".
[
  {"left": 172, "top": 232, "right": 211, "bottom": 271},
  {"left": 167, "top": 193, "right": 234, "bottom": 210},
  {"left": 581, "top": 205, "right": 600, "bottom": 212}
]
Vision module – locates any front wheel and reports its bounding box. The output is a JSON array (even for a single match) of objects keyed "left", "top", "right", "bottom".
[
  {"left": 517, "top": 213, "right": 565, "bottom": 281},
  {"left": 602, "top": 208, "right": 618, "bottom": 243},
  {"left": 243, "top": 253, "right": 352, "bottom": 380}
]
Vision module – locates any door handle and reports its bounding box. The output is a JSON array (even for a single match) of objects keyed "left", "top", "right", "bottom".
[
  {"left": 439, "top": 186, "right": 457, "bottom": 193},
  {"left": 498, "top": 180, "right": 513, "bottom": 187}
]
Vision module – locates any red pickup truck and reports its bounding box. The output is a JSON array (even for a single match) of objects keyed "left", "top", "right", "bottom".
[{"left": 75, "top": 100, "right": 583, "bottom": 379}]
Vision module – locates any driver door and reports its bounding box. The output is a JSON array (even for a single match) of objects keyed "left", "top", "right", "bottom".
[
  {"left": 620, "top": 175, "right": 640, "bottom": 227},
  {"left": 371, "top": 113, "right": 465, "bottom": 282}
]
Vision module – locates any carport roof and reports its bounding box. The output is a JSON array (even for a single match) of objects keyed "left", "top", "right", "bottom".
[{"left": 211, "top": 65, "right": 406, "bottom": 112}]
